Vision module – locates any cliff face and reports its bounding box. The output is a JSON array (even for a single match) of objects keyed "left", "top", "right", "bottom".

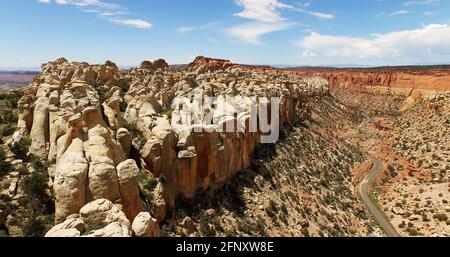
[
  {"left": 292, "top": 69, "right": 450, "bottom": 93},
  {"left": 8, "top": 56, "right": 330, "bottom": 236}
]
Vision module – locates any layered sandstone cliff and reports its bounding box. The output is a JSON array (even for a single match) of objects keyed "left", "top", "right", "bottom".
[{"left": 291, "top": 69, "right": 450, "bottom": 93}]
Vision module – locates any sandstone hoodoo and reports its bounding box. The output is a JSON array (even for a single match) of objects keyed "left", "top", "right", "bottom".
[{"left": 3, "top": 56, "right": 330, "bottom": 237}]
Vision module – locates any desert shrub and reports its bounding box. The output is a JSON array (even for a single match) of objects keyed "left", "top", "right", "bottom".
[
  {"left": 158, "top": 174, "right": 167, "bottom": 184},
  {"left": 83, "top": 221, "right": 108, "bottom": 235},
  {"left": 279, "top": 212, "right": 288, "bottom": 225},
  {"left": 0, "top": 193, "right": 12, "bottom": 202},
  {"left": 8, "top": 137, "right": 31, "bottom": 161},
  {"left": 145, "top": 178, "right": 158, "bottom": 191},
  {"left": 0, "top": 230, "right": 8, "bottom": 237},
  {"left": 406, "top": 227, "right": 419, "bottom": 236},
  {"left": 0, "top": 148, "right": 10, "bottom": 176},
  {"left": 137, "top": 170, "right": 148, "bottom": 183},
  {"left": 97, "top": 87, "right": 109, "bottom": 103},
  {"left": 21, "top": 216, "right": 47, "bottom": 237},
  {"left": 163, "top": 108, "right": 174, "bottom": 120},
  {"left": 124, "top": 121, "right": 146, "bottom": 149},
  {"left": 433, "top": 214, "right": 448, "bottom": 222},
  {"left": 237, "top": 217, "right": 266, "bottom": 236},
  {"left": 119, "top": 100, "right": 128, "bottom": 113},
  {"left": 21, "top": 163, "right": 53, "bottom": 218},
  {"left": 118, "top": 78, "right": 130, "bottom": 93},
  {"left": 29, "top": 154, "right": 45, "bottom": 172},
  {"left": 302, "top": 120, "right": 311, "bottom": 128},
  {"left": 0, "top": 123, "right": 16, "bottom": 137},
  {"left": 280, "top": 203, "right": 288, "bottom": 214},
  {"left": 16, "top": 167, "right": 30, "bottom": 176},
  {"left": 22, "top": 171, "right": 49, "bottom": 200},
  {"left": 0, "top": 91, "right": 23, "bottom": 109},
  {"left": 266, "top": 200, "right": 279, "bottom": 218},
  {"left": 301, "top": 227, "right": 310, "bottom": 237},
  {"left": 199, "top": 219, "right": 215, "bottom": 237},
  {"left": 1, "top": 110, "right": 18, "bottom": 124}
]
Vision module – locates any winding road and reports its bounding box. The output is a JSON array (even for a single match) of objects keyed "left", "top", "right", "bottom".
[
  {"left": 342, "top": 121, "right": 400, "bottom": 237},
  {"left": 359, "top": 155, "right": 401, "bottom": 237}
]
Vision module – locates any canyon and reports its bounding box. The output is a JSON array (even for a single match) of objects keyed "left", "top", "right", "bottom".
[{"left": 0, "top": 57, "right": 448, "bottom": 237}]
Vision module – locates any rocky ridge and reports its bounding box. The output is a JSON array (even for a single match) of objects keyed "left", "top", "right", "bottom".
[{"left": 3, "top": 57, "right": 329, "bottom": 237}]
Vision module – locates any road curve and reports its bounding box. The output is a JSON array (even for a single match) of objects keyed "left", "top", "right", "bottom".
[{"left": 359, "top": 155, "right": 401, "bottom": 237}]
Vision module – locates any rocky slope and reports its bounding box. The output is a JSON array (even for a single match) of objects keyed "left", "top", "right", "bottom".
[{"left": 162, "top": 96, "right": 377, "bottom": 237}]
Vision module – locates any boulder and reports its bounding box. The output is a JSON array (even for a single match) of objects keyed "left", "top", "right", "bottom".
[
  {"left": 79, "top": 199, "right": 130, "bottom": 227},
  {"left": 132, "top": 212, "right": 160, "bottom": 237},
  {"left": 87, "top": 222, "right": 132, "bottom": 237},
  {"left": 45, "top": 228, "right": 81, "bottom": 237},
  {"left": 45, "top": 218, "right": 85, "bottom": 237}
]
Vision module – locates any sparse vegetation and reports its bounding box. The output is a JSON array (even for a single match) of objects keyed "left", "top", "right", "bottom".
[
  {"left": 0, "top": 148, "right": 10, "bottom": 176},
  {"left": 8, "top": 136, "right": 31, "bottom": 161},
  {"left": 83, "top": 221, "right": 108, "bottom": 235}
]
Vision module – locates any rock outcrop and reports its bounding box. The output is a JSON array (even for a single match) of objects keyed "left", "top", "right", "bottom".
[
  {"left": 187, "top": 56, "right": 235, "bottom": 73},
  {"left": 116, "top": 159, "right": 145, "bottom": 221},
  {"left": 132, "top": 212, "right": 160, "bottom": 237},
  {"left": 14, "top": 56, "right": 330, "bottom": 236},
  {"left": 47, "top": 199, "right": 132, "bottom": 237},
  {"left": 54, "top": 138, "right": 88, "bottom": 223}
]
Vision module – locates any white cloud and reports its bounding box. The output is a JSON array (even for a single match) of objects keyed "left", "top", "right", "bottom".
[
  {"left": 39, "top": 0, "right": 121, "bottom": 10},
  {"left": 234, "top": 0, "right": 294, "bottom": 22},
  {"left": 306, "top": 11, "right": 334, "bottom": 20},
  {"left": 389, "top": 10, "right": 412, "bottom": 16},
  {"left": 111, "top": 19, "right": 152, "bottom": 29},
  {"left": 403, "top": 0, "right": 440, "bottom": 6},
  {"left": 297, "top": 24, "right": 450, "bottom": 64},
  {"left": 36, "top": 0, "right": 151, "bottom": 29},
  {"left": 230, "top": 0, "right": 333, "bottom": 44},
  {"left": 293, "top": 8, "right": 335, "bottom": 20},
  {"left": 424, "top": 11, "right": 438, "bottom": 17},
  {"left": 302, "top": 49, "right": 317, "bottom": 57},
  {"left": 228, "top": 22, "right": 295, "bottom": 45},
  {"left": 229, "top": 0, "right": 297, "bottom": 44},
  {"left": 177, "top": 22, "right": 220, "bottom": 33}
]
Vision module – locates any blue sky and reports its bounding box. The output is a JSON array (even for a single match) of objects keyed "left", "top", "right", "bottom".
[{"left": 1, "top": 0, "right": 450, "bottom": 68}]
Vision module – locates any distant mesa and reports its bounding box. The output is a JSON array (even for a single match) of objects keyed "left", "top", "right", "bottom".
[{"left": 187, "top": 56, "right": 235, "bottom": 72}]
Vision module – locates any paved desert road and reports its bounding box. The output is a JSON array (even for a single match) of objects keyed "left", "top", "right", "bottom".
[{"left": 359, "top": 155, "right": 401, "bottom": 237}]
